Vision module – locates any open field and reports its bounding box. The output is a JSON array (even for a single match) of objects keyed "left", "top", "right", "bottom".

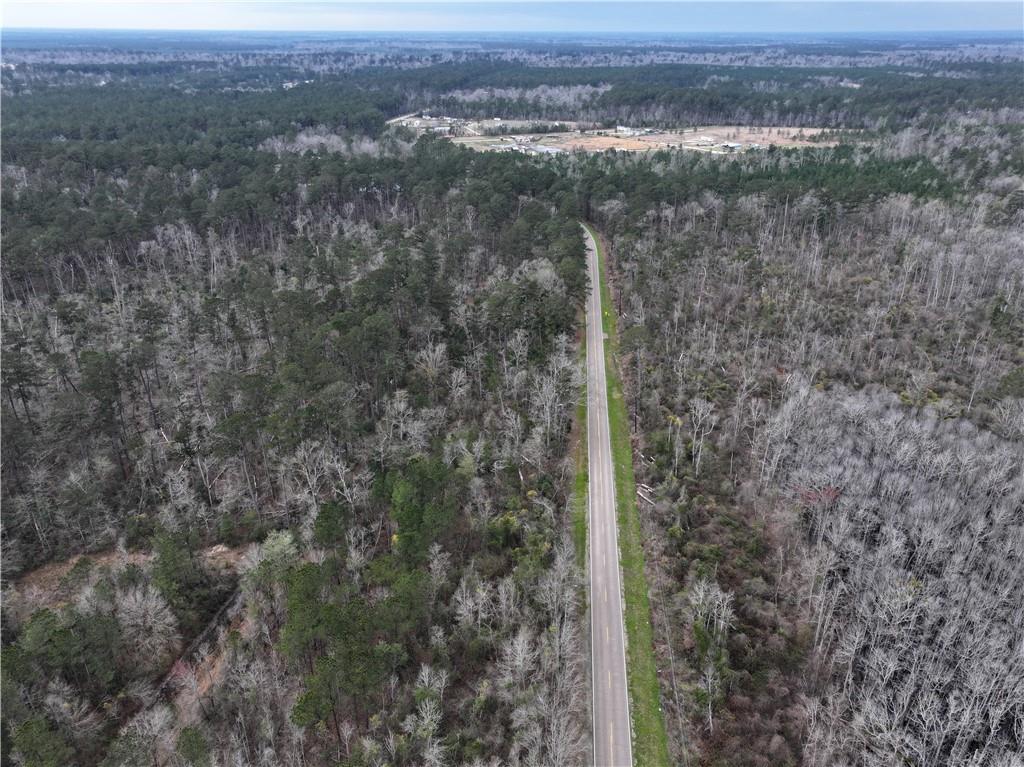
[{"left": 453, "top": 124, "right": 840, "bottom": 154}]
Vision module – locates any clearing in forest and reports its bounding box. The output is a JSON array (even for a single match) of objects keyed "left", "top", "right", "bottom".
[{"left": 452, "top": 124, "right": 842, "bottom": 155}]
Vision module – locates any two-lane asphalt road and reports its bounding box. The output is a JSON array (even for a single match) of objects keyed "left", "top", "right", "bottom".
[{"left": 583, "top": 224, "right": 633, "bottom": 767}]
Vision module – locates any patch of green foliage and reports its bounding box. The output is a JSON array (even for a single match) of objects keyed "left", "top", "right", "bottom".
[{"left": 996, "top": 366, "right": 1024, "bottom": 399}]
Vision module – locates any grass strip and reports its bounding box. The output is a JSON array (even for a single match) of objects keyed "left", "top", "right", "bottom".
[{"left": 584, "top": 223, "right": 671, "bottom": 767}]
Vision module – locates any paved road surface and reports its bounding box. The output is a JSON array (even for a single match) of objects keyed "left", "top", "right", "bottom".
[{"left": 583, "top": 224, "right": 633, "bottom": 767}]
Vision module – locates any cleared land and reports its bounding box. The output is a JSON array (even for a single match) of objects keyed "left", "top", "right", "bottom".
[
  {"left": 454, "top": 125, "right": 839, "bottom": 155},
  {"left": 391, "top": 113, "right": 586, "bottom": 136}
]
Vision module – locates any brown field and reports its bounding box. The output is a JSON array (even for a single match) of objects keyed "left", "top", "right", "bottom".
[{"left": 453, "top": 125, "right": 841, "bottom": 155}]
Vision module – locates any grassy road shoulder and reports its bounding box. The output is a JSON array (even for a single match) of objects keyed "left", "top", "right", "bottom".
[{"left": 584, "top": 223, "right": 671, "bottom": 767}]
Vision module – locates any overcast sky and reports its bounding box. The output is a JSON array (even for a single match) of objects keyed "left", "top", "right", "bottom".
[{"left": 2, "top": 1, "right": 1022, "bottom": 34}]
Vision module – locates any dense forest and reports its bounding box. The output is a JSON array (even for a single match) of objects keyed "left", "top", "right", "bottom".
[{"left": 2, "top": 31, "right": 1023, "bottom": 767}]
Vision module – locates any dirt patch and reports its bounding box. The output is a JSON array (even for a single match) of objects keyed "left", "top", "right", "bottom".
[
  {"left": 202, "top": 543, "right": 248, "bottom": 574},
  {"left": 12, "top": 550, "right": 153, "bottom": 608},
  {"left": 166, "top": 605, "right": 249, "bottom": 725},
  {"left": 559, "top": 133, "right": 653, "bottom": 151},
  {"left": 9, "top": 544, "right": 250, "bottom": 613}
]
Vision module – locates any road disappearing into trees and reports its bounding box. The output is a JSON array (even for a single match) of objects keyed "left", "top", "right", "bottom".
[{"left": 583, "top": 224, "right": 633, "bottom": 767}]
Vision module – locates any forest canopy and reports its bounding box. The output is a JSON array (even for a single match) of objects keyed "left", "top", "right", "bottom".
[{"left": 2, "top": 29, "right": 1022, "bottom": 767}]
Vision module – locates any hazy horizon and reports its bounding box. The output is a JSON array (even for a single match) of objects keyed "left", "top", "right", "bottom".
[{"left": 3, "top": 1, "right": 1022, "bottom": 34}]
